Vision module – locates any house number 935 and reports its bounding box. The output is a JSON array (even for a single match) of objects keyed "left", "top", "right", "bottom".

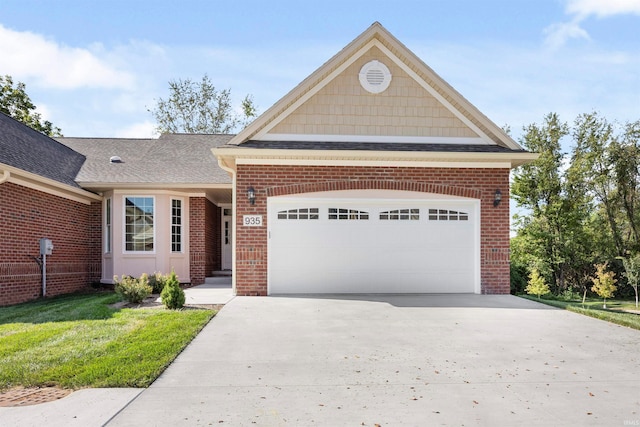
[{"left": 243, "top": 215, "right": 263, "bottom": 227}]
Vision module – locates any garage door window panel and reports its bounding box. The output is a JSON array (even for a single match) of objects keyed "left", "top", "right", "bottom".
[
  {"left": 379, "top": 208, "right": 420, "bottom": 220},
  {"left": 428, "top": 208, "right": 469, "bottom": 221},
  {"left": 277, "top": 208, "right": 319, "bottom": 220},
  {"left": 328, "top": 208, "right": 369, "bottom": 220}
]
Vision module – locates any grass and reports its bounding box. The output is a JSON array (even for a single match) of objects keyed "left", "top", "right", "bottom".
[
  {"left": 0, "top": 292, "right": 215, "bottom": 391},
  {"left": 521, "top": 294, "right": 640, "bottom": 330}
]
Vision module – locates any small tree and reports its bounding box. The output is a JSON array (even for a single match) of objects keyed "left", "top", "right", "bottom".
[
  {"left": 525, "top": 268, "right": 551, "bottom": 299},
  {"left": 619, "top": 254, "right": 640, "bottom": 308},
  {"left": 590, "top": 263, "right": 617, "bottom": 308},
  {"left": 161, "top": 270, "right": 185, "bottom": 309}
]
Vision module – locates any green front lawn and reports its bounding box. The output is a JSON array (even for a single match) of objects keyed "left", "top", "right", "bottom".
[
  {"left": 521, "top": 295, "right": 640, "bottom": 330},
  {"left": 0, "top": 292, "right": 215, "bottom": 391}
]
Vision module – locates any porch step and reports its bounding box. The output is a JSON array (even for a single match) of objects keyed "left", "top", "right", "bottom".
[
  {"left": 204, "top": 276, "right": 232, "bottom": 287},
  {"left": 211, "top": 270, "right": 232, "bottom": 277}
]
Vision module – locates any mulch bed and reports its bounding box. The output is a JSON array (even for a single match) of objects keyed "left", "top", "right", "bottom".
[{"left": 0, "top": 387, "right": 72, "bottom": 407}]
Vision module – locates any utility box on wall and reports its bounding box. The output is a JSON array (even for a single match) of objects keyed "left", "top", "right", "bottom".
[{"left": 40, "top": 238, "right": 53, "bottom": 256}]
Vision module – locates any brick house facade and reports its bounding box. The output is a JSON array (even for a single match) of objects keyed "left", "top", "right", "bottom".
[{"left": 1, "top": 22, "right": 536, "bottom": 306}]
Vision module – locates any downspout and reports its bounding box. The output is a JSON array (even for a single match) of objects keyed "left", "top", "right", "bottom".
[
  {"left": 216, "top": 154, "right": 237, "bottom": 295},
  {"left": 0, "top": 170, "right": 10, "bottom": 184}
]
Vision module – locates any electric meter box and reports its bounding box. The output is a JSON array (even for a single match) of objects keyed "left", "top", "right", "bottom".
[{"left": 40, "top": 238, "right": 53, "bottom": 255}]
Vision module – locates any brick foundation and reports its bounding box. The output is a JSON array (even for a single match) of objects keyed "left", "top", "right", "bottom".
[{"left": 235, "top": 165, "right": 510, "bottom": 295}]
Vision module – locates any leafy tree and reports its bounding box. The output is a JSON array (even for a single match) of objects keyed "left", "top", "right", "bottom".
[
  {"left": 149, "top": 74, "right": 257, "bottom": 134},
  {"left": 590, "top": 263, "right": 617, "bottom": 308},
  {"left": 0, "top": 75, "right": 62, "bottom": 136},
  {"left": 511, "top": 113, "right": 588, "bottom": 293},
  {"left": 525, "top": 268, "right": 551, "bottom": 299},
  {"left": 619, "top": 253, "right": 640, "bottom": 308},
  {"left": 568, "top": 113, "right": 625, "bottom": 256}
]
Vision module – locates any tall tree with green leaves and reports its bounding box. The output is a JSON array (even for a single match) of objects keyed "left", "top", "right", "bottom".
[
  {"left": 511, "top": 113, "right": 580, "bottom": 292},
  {"left": 149, "top": 74, "right": 257, "bottom": 135},
  {"left": 0, "top": 75, "right": 62, "bottom": 136},
  {"left": 568, "top": 113, "right": 624, "bottom": 256},
  {"left": 610, "top": 120, "right": 640, "bottom": 252}
]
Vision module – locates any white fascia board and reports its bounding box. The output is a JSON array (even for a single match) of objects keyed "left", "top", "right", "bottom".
[
  {"left": 257, "top": 134, "right": 489, "bottom": 145},
  {"left": 219, "top": 147, "right": 538, "bottom": 169},
  {"left": 112, "top": 189, "right": 208, "bottom": 197},
  {"left": 236, "top": 157, "right": 512, "bottom": 169},
  {"left": 0, "top": 164, "right": 101, "bottom": 204}
]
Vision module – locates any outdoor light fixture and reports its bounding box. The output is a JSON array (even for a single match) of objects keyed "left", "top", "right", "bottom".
[
  {"left": 494, "top": 189, "right": 502, "bottom": 207},
  {"left": 247, "top": 186, "right": 256, "bottom": 205}
]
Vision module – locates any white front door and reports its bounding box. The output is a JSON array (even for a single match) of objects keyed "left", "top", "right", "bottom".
[
  {"left": 267, "top": 190, "right": 480, "bottom": 294},
  {"left": 222, "top": 208, "right": 232, "bottom": 270}
]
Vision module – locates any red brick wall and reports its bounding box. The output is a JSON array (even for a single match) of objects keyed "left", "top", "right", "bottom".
[
  {"left": 0, "top": 182, "right": 102, "bottom": 306},
  {"left": 189, "top": 197, "right": 221, "bottom": 285},
  {"left": 189, "top": 197, "right": 205, "bottom": 285},
  {"left": 235, "top": 165, "right": 510, "bottom": 295}
]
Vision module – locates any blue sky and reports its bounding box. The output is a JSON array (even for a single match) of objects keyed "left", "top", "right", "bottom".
[{"left": 0, "top": 0, "right": 638, "bottom": 141}]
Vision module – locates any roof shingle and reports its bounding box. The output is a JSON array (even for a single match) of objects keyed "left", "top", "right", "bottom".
[
  {"left": 0, "top": 112, "right": 85, "bottom": 188},
  {"left": 56, "top": 133, "right": 233, "bottom": 185}
]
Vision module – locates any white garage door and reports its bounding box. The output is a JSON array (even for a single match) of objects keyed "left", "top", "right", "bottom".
[{"left": 267, "top": 190, "right": 480, "bottom": 294}]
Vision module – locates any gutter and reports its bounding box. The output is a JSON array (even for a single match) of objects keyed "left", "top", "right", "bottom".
[{"left": 0, "top": 169, "right": 9, "bottom": 184}]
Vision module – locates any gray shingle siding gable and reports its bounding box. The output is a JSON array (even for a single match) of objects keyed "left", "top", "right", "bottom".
[{"left": 0, "top": 112, "right": 85, "bottom": 188}]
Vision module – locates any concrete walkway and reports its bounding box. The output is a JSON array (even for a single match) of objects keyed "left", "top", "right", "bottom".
[{"left": 103, "top": 294, "right": 640, "bottom": 426}]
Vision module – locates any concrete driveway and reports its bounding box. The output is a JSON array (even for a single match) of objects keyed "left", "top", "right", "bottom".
[{"left": 107, "top": 295, "right": 640, "bottom": 426}]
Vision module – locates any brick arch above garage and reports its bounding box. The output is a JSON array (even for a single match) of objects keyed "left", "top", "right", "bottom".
[{"left": 266, "top": 179, "right": 482, "bottom": 200}]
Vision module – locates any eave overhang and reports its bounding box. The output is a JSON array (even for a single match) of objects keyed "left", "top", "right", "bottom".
[
  {"left": 213, "top": 147, "right": 539, "bottom": 172},
  {"left": 0, "top": 163, "right": 102, "bottom": 205}
]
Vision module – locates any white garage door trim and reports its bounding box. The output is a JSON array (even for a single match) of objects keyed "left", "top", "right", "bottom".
[{"left": 267, "top": 190, "right": 480, "bottom": 294}]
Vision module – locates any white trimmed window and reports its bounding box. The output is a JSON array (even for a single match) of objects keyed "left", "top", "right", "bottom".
[
  {"left": 277, "top": 208, "right": 319, "bottom": 220},
  {"left": 380, "top": 209, "right": 419, "bottom": 220},
  {"left": 105, "top": 198, "right": 112, "bottom": 253},
  {"left": 428, "top": 209, "right": 469, "bottom": 221},
  {"left": 124, "top": 196, "right": 155, "bottom": 252},
  {"left": 328, "top": 208, "right": 369, "bottom": 220},
  {"left": 171, "top": 199, "right": 183, "bottom": 253}
]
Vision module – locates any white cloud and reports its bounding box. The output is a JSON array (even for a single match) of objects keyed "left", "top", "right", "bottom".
[
  {"left": 566, "top": 0, "right": 640, "bottom": 18},
  {"left": 543, "top": 19, "right": 591, "bottom": 50},
  {"left": 544, "top": 0, "right": 640, "bottom": 48},
  {"left": 0, "top": 24, "right": 135, "bottom": 89}
]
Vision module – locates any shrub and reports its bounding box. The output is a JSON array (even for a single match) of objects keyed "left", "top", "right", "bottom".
[
  {"left": 148, "top": 272, "right": 168, "bottom": 294},
  {"left": 114, "top": 273, "right": 152, "bottom": 304},
  {"left": 161, "top": 270, "right": 185, "bottom": 309},
  {"left": 525, "top": 268, "right": 550, "bottom": 299}
]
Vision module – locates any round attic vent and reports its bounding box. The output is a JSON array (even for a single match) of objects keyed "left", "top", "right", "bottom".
[
  {"left": 109, "top": 156, "right": 122, "bottom": 163},
  {"left": 359, "top": 60, "right": 392, "bottom": 94}
]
